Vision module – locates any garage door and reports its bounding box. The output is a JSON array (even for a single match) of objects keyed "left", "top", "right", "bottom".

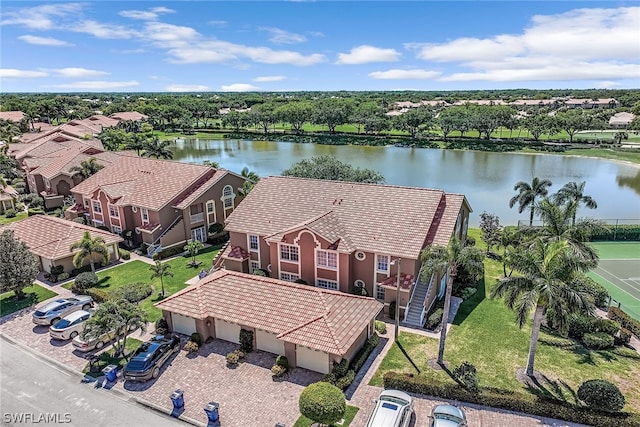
[
  {"left": 296, "top": 346, "right": 329, "bottom": 374},
  {"left": 215, "top": 319, "right": 241, "bottom": 344},
  {"left": 256, "top": 330, "right": 285, "bottom": 355},
  {"left": 172, "top": 313, "right": 197, "bottom": 336}
]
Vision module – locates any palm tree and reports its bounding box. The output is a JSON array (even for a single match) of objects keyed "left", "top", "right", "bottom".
[
  {"left": 238, "top": 166, "right": 260, "bottom": 197},
  {"left": 142, "top": 136, "right": 174, "bottom": 159},
  {"left": 184, "top": 239, "right": 204, "bottom": 266},
  {"left": 240, "top": 167, "right": 260, "bottom": 183},
  {"left": 149, "top": 260, "right": 173, "bottom": 297},
  {"left": 420, "top": 238, "right": 484, "bottom": 365},
  {"left": 70, "top": 158, "right": 104, "bottom": 180},
  {"left": 552, "top": 181, "right": 597, "bottom": 225},
  {"left": 509, "top": 177, "right": 553, "bottom": 226},
  {"left": 491, "top": 239, "right": 595, "bottom": 376},
  {"left": 69, "top": 231, "right": 110, "bottom": 273}
]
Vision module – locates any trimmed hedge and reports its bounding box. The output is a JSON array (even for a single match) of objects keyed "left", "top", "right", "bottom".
[
  {"left": 425, "top": 308, "right": 443, "bottom": 330},
  {"left": 582, "top": 332, "right": 615, "bottom": 350},
  {"left": 608, "top": 307, "right": 640, "bottom": 338},
  {"left": 298, "top": 382, "right": 346, "bottom": 426},
  {"left": 156, "top": 245, "right": 185, "bottom": 260},
  {"left": 239, "top": 329, "right": 253, "bottom": 353},
  {"left": 120, "top": 249, "right": 131, "bottom": 260},
  {"left": 568, "top": 314, "right": 597, "bottom": 338},
  {"left": 590, "top": 225, "right": 640, "bottom": 242},
  {"left": 110, "top": 282, "right": 152, "bottom": 303},
  {"left": 383, "top": 372, "right": 640, "bottom": 427},
  {"left": 85, "top": 288, "right": 111, "bottom": 303},
  {"left": 578, "top": 380, "right": 626, "bottom": 413},
  {"left": 573, "top": 275, "right": 610, "bottom": 307},
  {"left": 322, "top": 334, "right": 380, "bottom": 390},
  {"left": 595, "top": 318, "right": 621, "bottom": 336}
]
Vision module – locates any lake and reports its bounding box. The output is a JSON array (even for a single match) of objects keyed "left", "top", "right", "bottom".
[{"left": 171, "top": 138, "right": 640, "bottom": 226}]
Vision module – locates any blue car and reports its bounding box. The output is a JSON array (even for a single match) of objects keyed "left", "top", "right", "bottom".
[{"left": 123, "top": 335, "right": 180, "bottom": 381}]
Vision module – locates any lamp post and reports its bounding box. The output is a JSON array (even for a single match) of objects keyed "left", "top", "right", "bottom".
[{"left": 393, "top": 258, "right": 401, "bottom": 342}]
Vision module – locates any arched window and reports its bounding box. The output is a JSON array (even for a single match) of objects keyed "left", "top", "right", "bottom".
[{"left": 222, "top": 185, "right": 235, "bottom": 209}]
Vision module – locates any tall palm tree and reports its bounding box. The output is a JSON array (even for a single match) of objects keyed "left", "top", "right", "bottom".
[
  {"left": 149, "top": 260, "right": 173, "bottom": 297},
  {"left": 491, "top": 239, "right": 594, "bottom": 376},
  {"left": 421, "top": 238, "right": 484, "bottom": 365},
  {"left": 70, "top": 158, "right": 104, "bottom": 180},
  {"left": 552, "top": 181, "right": 597, "bottom": 225},
  {"left": 142, "top": 137, "right": 174, "bottom": 160},
  {"left": 237, "top": 167, "right": 260, "bottom": 197},
  {"left": 509, "top": 177, "right": 553, "bottom": 226},
  {"left": 69, "top": 231, "right": 110, "bottom": 273}
]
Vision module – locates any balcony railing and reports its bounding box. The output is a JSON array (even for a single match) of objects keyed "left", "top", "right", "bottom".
[{"left": 190, "top": 212, "right": 204, "bottom": 223}]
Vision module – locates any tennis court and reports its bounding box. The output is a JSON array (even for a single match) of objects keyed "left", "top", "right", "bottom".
[{"left": 589, "top": 242, "right": 640, "bottom": 320}]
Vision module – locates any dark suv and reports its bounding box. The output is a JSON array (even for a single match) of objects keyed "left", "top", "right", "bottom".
[{"left": 123, "top": 335, "right": 180, "bottom": 381}]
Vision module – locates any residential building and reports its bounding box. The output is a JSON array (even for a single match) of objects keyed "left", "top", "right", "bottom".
[
  {"left": 221, "top": 176, "right": 471, "bottom": 327},
  {"left": 0, "top": 111, "right": 26, "bottom": 122},
  {"left": 156, "top": 269, "right": 383, "bottom": 374},
  {"left": 565, "top": 98, "right": 619, "bottom": 109},
  {"left": 609, "top": 112, "right": 635, "bottom": 129},
  {"left": 66, "top": 156, "right": 247, "bottom": 255},
  {"left": 0, "top": 215, "right": 122, "bottom": 273},
  {"left": 0, "top": 184, "right": 18, "bottom": 213}
]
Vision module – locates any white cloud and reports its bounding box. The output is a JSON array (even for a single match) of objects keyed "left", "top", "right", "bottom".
[
  {"left": 411, "top": 6, "right": 640, "bottom": 83},
  {"left": 18, "top": 35, "right": 73, "bottom": 46},
  {"left": 254, "top": 76, "right": 286, "bottom": 82},
  {"left": 369, "top": 69, "right": 441, "bottom": 80},
  {"left": 208, "top": 20, "right": 228, "bottom": 27},
  {"left": 221, "top": 83, "right": 259, "bottom": 92},
  {"left": 260, "top": 27, "right": 306, "bottom": 44},
  {"left": 71, "top": 20, "right": 140, "bottom": 39},
  {"left": 0, "top": 68, "right": 48, "bottom": 78},
  {"left": 0, "top": 3, "right": 83, "bottom": 30},
  {"left": 336, "top": 45, "right": 400, "bottom": 64},
  {"left": 50, "top": 80, "right": 140, "bottom": 90},
  {"left": 119, "top": 7, "right": 175, "bottom": 21},
  {"left": 595, "top": 81, "right": 622, "bottom": 89},
  {"left": 53, "top": 68, "right": 110, "bottom": 78},
  {"left": 166, "top": 84, "right": 210, "bottom": 92}
]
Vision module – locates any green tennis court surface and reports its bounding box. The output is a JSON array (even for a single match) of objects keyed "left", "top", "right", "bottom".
[{"left": 589, "top": 242, "right": 640, "bottom": 320}]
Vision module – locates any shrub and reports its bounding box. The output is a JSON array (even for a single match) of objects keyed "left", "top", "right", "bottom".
[
  {"left": 75, "top": 272, "right": 99, "bottom": 290},
  {"left": 271, "top": 364, "right": 287, "bottom": 377},
  {"left": 208, "top": 223, "right": 223, "bottom": 234},
  {"left": 110, "top": 282, "right": 152, "bottom": 303},
  {"left": 4, "top": 209, "right": 16, "bottom": 218},
  {"left": 184, "top": 341, "right": 199, "bottom": 354},
  {"left": 226, "top": 352, "right": 239, "bottom": 365},
  {"left": 27, "top": 208, "right": 45, "bottom": 216},
  {"left": 375, "top": 320, "right": 387, "bottom": 335},
  {"left": 157, "top": 245, "right": 184, "bottom": 260},
  {"left": 577, "top": 380, "right": 626, "bottom": 412},
  {"left": 120, "top": 249, "right": 131, "bottom": 260},
  {"left": 239, "top": 329, "right": 253, "bottom": 353},
  {"left": 332, "top": 359, "right": 349, "bottom": 378},
  {"left": 190, "top": 332, "right": 202, "bottom": 346},
  {"left": 615, "top": 328, "right": 632, "bottom": 346},
  {"left": 57, "top": 272, "right": 70, "bottom": 281},
  {"left": 84, "top": 288, "right": 111, "bottom": 303},
  {"left": 425, "top": 308, "right": 443, "bottom": 330},
  {"left": 275, "top": 355, "right": 288, "bottom": 370},
  {"left": 461, "top": 287, "right": 477, "bottom": 300},
  {"left": 608, "top": 307, "right": 640, "bottom": 338},
  {"left": 453, "top": 361, "right": 479, "bottom": 393},
  {"left": 233, "top": 349, "right": 245, "bottom": 360},
  {"left": 388, "top": 301, "right": 397, "bottom": 320},
  {"left": 51, "top": 265, "right": 64, "bottom": 276},
  {"left": 573, "top": 276, "right": 610, "bottom": 307},
  {"left": 582, "top": 332, "right": 615, "bottom": 350},
  {"left": 155, "top": 318, "right": 168, "bottom": 335},
  {"left": 568, "top": 314, "right": 597, "bottom": 338},
  {"left": 70, "top": 264, "right": 93, "bottom": 276},
  {"left": 72, "top": 217, "right": 86, "bottom": 224},
  {"left": 351, "top": 334, "right": 379, "bottom": 373},
  {"left": 595, "top": 318, "right": 621, "bottom": 336},
  {"left": 298, "top": 382, "right": 346, "bottom": 426},
  {"left": 335, "top": 369, "right": 356, "bottom": 390}
]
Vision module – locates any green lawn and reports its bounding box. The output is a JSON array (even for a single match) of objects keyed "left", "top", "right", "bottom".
[
  {"left": 370, "top": 228, "right": 640, "bottom": 413},
  {"left": 293, "top": 405, "right": 359, "bottom": 427},
  {"left": 0, "top": 211, "right": 27, "bottom": 225},
  {"left": 82, "top": 337, "right": 143, "bottom": 378},
  {"left": 0, "top": 284, "right": 57, "bottom": 316},
  {"left": 65, "top": 245, "right": 221, "bottom": 322}
]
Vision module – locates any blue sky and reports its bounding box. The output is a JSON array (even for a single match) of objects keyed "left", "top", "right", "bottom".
[{"left": 1, "top": 1, "right": 639, "bottom": 92}]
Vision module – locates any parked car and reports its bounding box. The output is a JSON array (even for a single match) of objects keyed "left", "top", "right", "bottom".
[
  {"left": 428, "top": 404, "right": 467, "bottom": 427},
  {"left": 32, "top": 296, "right": 93, "bottom": 326},
  {"left": 123, "top": 335, "right": 180, "bottom": 381},
  {"left": 366, "top": 389, "right": 413, "bottom": 427},
  {"left": 72, "top": 323, "right": 138, "bottom": 352},
  {"left": 49, "top": 310, "right": 93, "bottom": 340}
]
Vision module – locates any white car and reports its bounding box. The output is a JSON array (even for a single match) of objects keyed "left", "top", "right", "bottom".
[
  {"left": 366, "top": 389, "right": 413, "bottom": 427},
  {"left": 49, "top": 310, "right": 93, "bottom": 340},
  {"left": 429, "top": 404, "right": 467, "bottom": 427}
]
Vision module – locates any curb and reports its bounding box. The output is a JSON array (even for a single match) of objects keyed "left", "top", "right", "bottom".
[{"left": 0, "top": 332, "right": 206, "bottom": 427}]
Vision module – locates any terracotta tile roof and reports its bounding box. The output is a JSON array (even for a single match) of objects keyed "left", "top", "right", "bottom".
[
  {"left": 12, "top": 132, "right": 102, "bottom": 160},
  {"left": 224, "top": 245, "right": 249, "bottom": 260},
  {"left": 156, "top": 270, "right": 383, "bottom": 355},
  {"left": 0, "top": 111, "right": 25, "bottom": 122},
  {"left": 79, "top": 115, "right": 120, "bottom": 129},
  {"left": 380, "top": 273, "right": 414, "bottom": 290},
  {"left": 0, "top": 215, "right": 122, "bottom": 261},
  {"left": 226, "top": 176, "right": 469, "bottom": 259},
  {"left": 0, "top": 185, "right": 18, "bottom": 201},
  {"left": 109, "top": 111, "right": 148, "bottom": 121},
  {"left": 37, "top": 150, "right": 122, "bottom": 180},
  {"left": 71, "top": 156, "right": 217, "bottom": 211},
  {"left": 58, "top": 121, "right": 102, "bottom": 137},
  {"left": 173, "top": 169, "right": 228, "bottom": 209},
  {"left": 266, "top": 211, "right": 355, "bottom": 253}
]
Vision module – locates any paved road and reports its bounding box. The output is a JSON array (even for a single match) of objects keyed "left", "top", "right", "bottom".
[{"left": 0, "top": 337, "right": 184, "bottom": 427}]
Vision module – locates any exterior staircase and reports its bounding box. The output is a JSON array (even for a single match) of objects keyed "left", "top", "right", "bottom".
[
  {"left": 403, "top": 270, "right": 435, "bottom": 327},
  {"left": 146, "top": 216, "right": 183, "bottom": 257},
  {"left": 209, "top": 241, "right": 230, "bottom": 273}
]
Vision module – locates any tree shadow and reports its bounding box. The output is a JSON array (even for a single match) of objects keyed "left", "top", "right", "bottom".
[
  {"left": 94, "top": 276, "right": 111, "bottom": 288},
  {"left": 453, "top": 277, "right": 486, "bottom": 325},
  {"left": 519, "top": 369, "right": 579, "bottom": 405},
  {"left": 397, "top": 341, "right": 421, "bottom": 375}
]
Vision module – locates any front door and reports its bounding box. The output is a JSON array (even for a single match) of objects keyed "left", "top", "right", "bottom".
[{"left": 191, "top": 226, "right": 206, "bottom": 242}]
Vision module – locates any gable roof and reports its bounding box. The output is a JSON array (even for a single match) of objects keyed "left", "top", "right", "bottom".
[
  {"left": 155, "top": 270, "right": 382, "bottom": 355},
  {"left": 0, "top": 111, "right": 25, "bottom": 122},
  {"left": 225, "top": 176, "right": 469, "bottom": 259},
  {"left": 71, "top": 156, "right": 223, "bottom": 211},
  {"left": 0, "top": 215, "right": 122, "bottom": 261},
  {"left": 109, "top": 111, "right": 148, "bottom": 121},
  {"left": 12, "top": 132, "right": 102, "bottom": 160}
]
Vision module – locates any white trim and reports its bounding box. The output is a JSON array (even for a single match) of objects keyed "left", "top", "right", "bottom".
[
  {"left": 108, "top": 204, "right": 119, "bottom": 219},
  {"left": 315, "top": 249, "right": 337, "bottom": 270},
  {"left": 248, "top": 234, "right": 259, "bottom": 252},
  {"left": 279, "top": 243, "right": 299, "bottom": 263},
  {"left": 279, "top": 272, "right": 299, "bottom": 282},
  {"left": 355, "top": 250, "right": 366, "bottom": 261},
  {"left": 376, "top": 254, "right": 390, "bottom": 274},
  {"left": 132, "top": 206, "right": 138, "bottom": 213},
  {"left": 250, "top": 260, "right": 260, "bottom": 274},
  {"left": 112, "top": 225, "right": 122, "bottom": 234},
  {"left": 222, "top": 185, "right": 235, "bottom": 210},
  {"left": 92, "top": 200, "right": 102, "bottom": 214},
  {"left": 141, "top": 207, "right": 149, "bottom": 225}
]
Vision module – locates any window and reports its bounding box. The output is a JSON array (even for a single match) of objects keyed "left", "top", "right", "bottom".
[
  {"left": 83, "top": 198, "right": 89, "bottom": 208},
  {"left": 280, "top": 272, "right": 299, "bottom": 282},
  {"left": 108, "top": 205, "right": 119, "bottom": 218},
  {"left": 141, "top": 208, "right": 149, "bottom": 224},
  {"left": 376, "top": 285, "right": 385, "bottom": 300},
  {"left": 112, "top": 225, "right": 122, "bottom": 234},
  {"left": 316, "top": 250, "right": 337, "bottom": 269},
  {"left": 316, "top": 279, "right": 338, "bottom": 291},
  {"left": 376, "top": 254, "right": 389, "bottom": 273},
  {"left": 92, "top": 200, "right": 102, "bottom": 214},
  {"left": 249, "top": 235, "right": 259, "bottom": 251},
  {"left": 250, "top": 260, "right": 260, "bottom": 274},
  {"left": 222, "top": 185, "right": 234, "bottom": 209},
  {"left": 206, "top": 200, "right": 215, "bottom": 213},
  {"left": 280, "top": 244, "right": 299, "bottom": 262}
]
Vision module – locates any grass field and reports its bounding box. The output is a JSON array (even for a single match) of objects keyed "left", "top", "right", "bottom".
[
  {"left": 0, "top": 284, "right": 57, "bottom": 316},
  {"left": 0, "top": 211, "right": 28, "bottom": 225}
]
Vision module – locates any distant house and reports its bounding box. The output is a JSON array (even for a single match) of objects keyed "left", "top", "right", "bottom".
[
  {"left": 0, "top": 184, "right": 18, "bottom": 214},
  {"left": 221, "top": 176, "right": 471, "bottom": 326},
  {"left": 565, "top": 98, "right": 618, "bottom": 109},
  {"left": 109, "top": 112, "right": 148, "bottom": 122},
  {"left": 0, "top": 111, "right": 26, "bottom": 122},
  {"left": 66, "top": 156, "right": 247, "bottom": 255},
  {"left": 452, "top": 99, "right": 507, "bottom": 106},
  {"left": 0, "top": 215, "right": 122, "bottom": 274},
  {"left": 609, "top": 112, "right": 635, "bottom": 129},
  {"left": 156, "top": 269, "right": 383, "bottom": 373}
]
